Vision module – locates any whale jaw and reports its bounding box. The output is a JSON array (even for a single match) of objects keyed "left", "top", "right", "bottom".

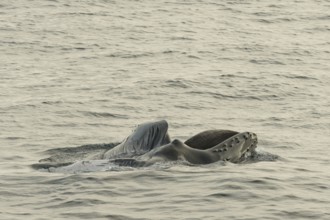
[{"left": 103, "top": 120, "right": 171, "bottom": 159}]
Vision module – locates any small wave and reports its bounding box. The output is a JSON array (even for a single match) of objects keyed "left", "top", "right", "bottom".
[
  {"left": 219, "top": 73, "right": 259, "bottom": 80},
  {"left": 208, "top": 192, "right": 233, "bottom": 198},
  {"left": 41, "top": 101, "right": 64, "bottom": 105},
  {"left": 190, "top": 90, "right": 280, "bottom": 101},
  {"left": 279, "top": 74, "right": 318, "bottom": 80},
  {"left": 164, "top": 79, "right": 192, "bottom": 89},
  {"left": 60, "top": 47, "right": 90, "bottom": 51},
  {"left": 80, "top": 111, "right": 127, "bottom": 119},
  {"left": 170, "top": 36, "right": 196, "bottom": 41},
  {"left": 254, "top": 18, "right": 273, "bottom": 24},
  {"left": 53, "top": 123, "right": 78, "bottom": 127},
  {"left": 5, "top": 136, "right": 26, "bottom": 140},
  {"left": 253, "top": 17, "right": 298, "bottom": 24},
  {"left": 187, "top": 55, "right": 201, "bottom": 59},
  {"left": 106, "top": 52, "right": 153, "bottom": 59},
  {"left": 250, "top": 59, "right": 285, "bottom": 65},
  {"left": 162, "top": 50, "right": 177, "bottom": 54}
]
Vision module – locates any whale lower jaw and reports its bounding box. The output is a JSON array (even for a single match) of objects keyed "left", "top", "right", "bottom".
[{"left": 102, "top": 120, "right": 170, "bottom": 159}]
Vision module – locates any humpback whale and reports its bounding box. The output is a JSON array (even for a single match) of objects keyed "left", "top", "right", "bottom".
[
  {"left": 32, "top": 120, "right": 259, "bottom": 171},
  {"left": 112, "top": 131, "right": 257, "bottom": 167},
  {"left": 105, "top": 120, "right": 258, "bottom": 167}
]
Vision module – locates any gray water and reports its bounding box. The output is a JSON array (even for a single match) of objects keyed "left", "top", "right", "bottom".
[{"left": 1, "top": 0, "right": 330, "bottom": 219}]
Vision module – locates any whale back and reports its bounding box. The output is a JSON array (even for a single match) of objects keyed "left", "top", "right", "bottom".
[{"left": 184, "top": 130, "right": 238, "bottom": 150}]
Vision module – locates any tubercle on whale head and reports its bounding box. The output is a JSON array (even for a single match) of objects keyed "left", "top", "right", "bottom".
[
  {"left": 171, "top": 139, "right": 183, "bottom": 146},
  {"left": 239, "top": 131, "right": 258, "bottom": 153},
  {"left": 240, "top": 131, "right": 258, "bottom": 142}
]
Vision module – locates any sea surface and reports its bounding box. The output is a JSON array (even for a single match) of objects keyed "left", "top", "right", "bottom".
[{"left": 1, "top": 0, "right": 330, "bottom": 219}]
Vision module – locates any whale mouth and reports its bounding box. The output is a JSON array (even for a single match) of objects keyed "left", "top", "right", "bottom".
[
  {"left": 103, "top": 120, "right": 171, "bottom": 159},
  {"left": 142, "top": 120, "right": 171, "bottom": 150}
]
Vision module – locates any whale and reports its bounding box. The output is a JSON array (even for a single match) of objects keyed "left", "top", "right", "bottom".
[
  {"left": 32, "top": 120, "right": 259, "bottom": 171},
  {"left": 112, "top": 130, "right": 258, "bottom": 167},
  {"left": 103, "top": 120, "right": 258, "bottom": 167}
]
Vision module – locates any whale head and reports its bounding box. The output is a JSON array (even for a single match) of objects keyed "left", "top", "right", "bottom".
[{"left": 210, "top": 131, "right": 258, "bottom": 163}]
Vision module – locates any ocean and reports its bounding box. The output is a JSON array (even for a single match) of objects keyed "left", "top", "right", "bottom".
[{"left": 1, "top": 0, "right": 329, "bottom": 219}]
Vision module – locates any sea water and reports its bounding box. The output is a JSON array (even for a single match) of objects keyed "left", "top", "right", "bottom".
[{"left": 1, "top": 0, "right": 330, "bottom": 219}]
